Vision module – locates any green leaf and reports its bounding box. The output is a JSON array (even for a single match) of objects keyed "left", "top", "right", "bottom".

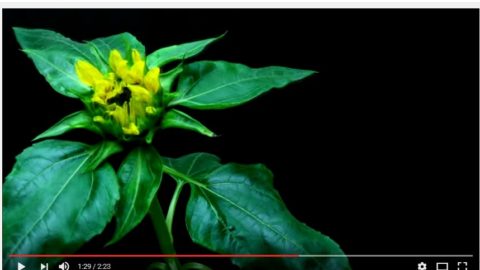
[
  {"left": 34, "top": 111, "right": 103, "bottom": 141},
  {"left": 182, "top": 262, "right": 213, "bottom": 270},
  {"left": 148, "top": 262, "right": 168, "bottom": 270},
  {"left": 82, "top": 140, "right": 123, "bottom": 172},
  {"left": 170, "top": 61, "right": 316, "bottom": 110},
  {"left": 109, "top": 146, "right": 163, "bottom": 245},
  {"left": 161, "top": 109, "right": 215, "bottom": 137},
  {"left": 163, "top": 153, "right": 350, "bottom": 270},
  {"left": 88, "top": 32, "right": 145, "bottom": 71},
  {"left": 160, "top": 63, "right": 184, "bottom": 93},
  {"left": 13, "top": 27, "right": 101, "bottom": 98},
  {"left": 146, "top": 33, "right": 224, "bottom": 69},
  {"left": 163, "top": 153, "right": 221, "bottom": 182},
  {"left": 3, "top": 140, "right": 120, "bottom": 269}
]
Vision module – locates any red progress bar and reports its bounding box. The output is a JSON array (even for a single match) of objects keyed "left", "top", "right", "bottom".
[{"left": 10, "top": 254, "right": 299, "bottom": 258}]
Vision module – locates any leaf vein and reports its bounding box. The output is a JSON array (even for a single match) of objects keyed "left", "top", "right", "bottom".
[
  {"left": 7, "top": 150, "right": 94, "bottom": 258},
  {"left": 172, "top": 74, "right": 288, "bottom": 105},
  {"left": 199, "top": 185, "right": 310, "bottom": 255}
]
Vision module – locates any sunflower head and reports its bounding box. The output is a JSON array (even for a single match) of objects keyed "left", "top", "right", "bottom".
[{"left": 75, "top": 49, "right": 162, "bottom": 139}]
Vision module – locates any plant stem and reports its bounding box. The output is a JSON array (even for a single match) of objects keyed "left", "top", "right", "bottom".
[
  {"left": 166, "top": 181, "right": 185, "bottom": 242},
  {"left": 149, "top": 197, "right": 182, "bottom": 270}
]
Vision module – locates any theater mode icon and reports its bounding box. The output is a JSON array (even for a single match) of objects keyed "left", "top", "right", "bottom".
[{"left": 436, "top": 262, "right": 449, "bottom": 270}]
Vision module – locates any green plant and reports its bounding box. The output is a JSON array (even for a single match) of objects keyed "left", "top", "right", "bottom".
[{"left": 3, "top": 28, "right": 351, "bottom": 270}]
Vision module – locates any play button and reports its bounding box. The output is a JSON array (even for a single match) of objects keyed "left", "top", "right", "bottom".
[{"left": 17, "top": 262, "right": 26, "bottom": 270}]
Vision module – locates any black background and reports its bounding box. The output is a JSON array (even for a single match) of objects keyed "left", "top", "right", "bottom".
[{"left": 3, "top": 9, "right": 479, "bottom": 270}]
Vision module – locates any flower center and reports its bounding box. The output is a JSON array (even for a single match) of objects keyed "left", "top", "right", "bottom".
[
  {"left": 108, "top": 87, "right": 131, "bottom": 106},
  {"left": 75, "top": 48, "right": 162, "bottom": 137}
]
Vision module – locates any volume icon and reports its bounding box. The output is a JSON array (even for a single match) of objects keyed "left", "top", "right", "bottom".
[{"left": 58, "top": 262, "right": 69, "bottom": 270}]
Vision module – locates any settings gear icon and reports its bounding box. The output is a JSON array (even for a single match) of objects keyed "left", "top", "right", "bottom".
[{"left": 417, "top": 262, "right": 427, "bottom": 270}]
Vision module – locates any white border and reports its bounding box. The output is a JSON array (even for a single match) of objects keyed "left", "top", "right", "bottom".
[
  {"left": 0, "top": 3, "right": 478, "bottom": 267},
  {"left": 0, "top": 2, "right": 478, "bottom": 8}
]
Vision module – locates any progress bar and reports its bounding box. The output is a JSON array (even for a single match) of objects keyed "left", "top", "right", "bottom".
[
  {"left": 9, "top": 254, "right": 475, "bottom": 258},
  {"left": 301, "top": 255, "right": 474, "bottom": 258}
]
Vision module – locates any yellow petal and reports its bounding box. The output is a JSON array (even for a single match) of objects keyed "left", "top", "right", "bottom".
[
  {"left": 109, "top": 49, "right": 128, "bottom": 80},
  {"left": 90, "top": 79, "right": 114, "bottom": 105},
  {"left": 128, "top": 85, "right": 152, "bottom": 103},
  {"left": 144, "top": 67, "right": 160, "bottom": 93},
  {"left": 145, "top": 106, "right": 157, "bottom": 115},
  {"left": 94, "top": 79, "right": 114, "bottom": 95},
  {"left": 122, "top": 122, "right": 140, "bottom": 135},
  {"left": 131, "top": 49, "right": 143, "bottom": 64},
  {"left": 126, "top": 60, "right": 145, "bottom": 84},
  {"left": 75, "top": 60, "right": 104, "bottom": 86},
  {"left": 108, "top": 104, "right": 129, "bottom": 127},
  {"left": 128, "top": 98, "right": 145, "bottom": 119},
  {"left": 93, "top": 116, "right": 105, "bottom": 123},
  {"left": 91, "top": 95, "right": 106, "bottom": 105},
  {"left": 106, "top": 82, "right": 124, "bottom": 100}
]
